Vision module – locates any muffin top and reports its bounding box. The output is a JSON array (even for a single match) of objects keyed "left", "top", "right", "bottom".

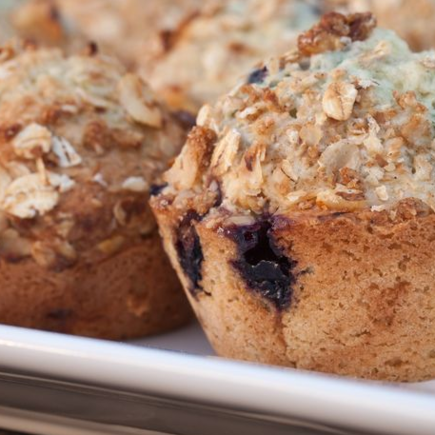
[
  {"left": 162, "top": 12, "right": 435, "bottom": 218},
  {"left": 0, "top": 41, "right": 186, "bottom": 268},
  {"left": 144, "top": 0, "right": 323, "bottom": 112}
]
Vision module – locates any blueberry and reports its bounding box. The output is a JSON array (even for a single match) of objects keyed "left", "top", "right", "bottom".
[
  {"left": 176, "top": 211, "right": 204, "bottom": 295},
  {"left": 149, "top": 183, "right": 168, "bottom": 196},
  {"left": 225, "top": 220, "right": 297, "bottom": 310},
  {"left": 172, "top": 109, "right": 196, "bottom": 130},
  {"left": 247, "top": 66, "right": 268, "bottom": 85}
]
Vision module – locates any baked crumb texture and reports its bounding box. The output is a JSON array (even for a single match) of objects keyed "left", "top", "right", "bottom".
[
  {"left": 152, "top": 13, "right": 435, "bottom": 381},
  {"left": 0, "top": 41, "right": 191, "bottom": 339}
]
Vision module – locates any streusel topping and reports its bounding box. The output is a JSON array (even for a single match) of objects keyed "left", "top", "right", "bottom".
[
  {"left": 0, "top": 41, "right": 186, "bottom": 267},
  {"left": 164, "top": 13, "right": 435, "bottom": 215}
]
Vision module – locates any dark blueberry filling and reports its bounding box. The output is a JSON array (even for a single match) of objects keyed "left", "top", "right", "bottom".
[
  {"left": 172, "top": 109, "right": 197, "bottom": 130},
  {"left": 298, "top": 58, "right": 311, "bottom": 71},
  {"left": 226, "top": 220, "right": 297, "bottom": 310},
  {"left": 213, "top": 181, "right": 223, "bottom": 208},
  {"left": 149, "top": 183, "right": 168, "bottom": 196},
  {"left": 247, "top": 66, "right": 268, "bottom": 84},
  {"left": 175, "top": 211, "right": 204, "bottom": 295}
]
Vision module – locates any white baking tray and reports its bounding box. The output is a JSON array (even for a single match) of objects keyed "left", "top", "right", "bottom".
[{"left": 0, "top": 322, "right": 434, "bottom": 435}]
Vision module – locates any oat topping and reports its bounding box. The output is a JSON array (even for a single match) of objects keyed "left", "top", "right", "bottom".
[
  {"left": 297, "top": 12, "right": 376, "bottom": 56},
  {"left": 122, "top": 176, "right": 148, "bottom": 192},
  {"left": 0, "top": 41, "right": 186, "bottom": 266},
  {"left": 92, "top": 172, "right": 107, "bottom": 187},
  {"left": 1, "top": 173, "right": 59, "bottom": 219},
  {"left": 163, "top": 13, "right": 435, "bottom": 216},
  {"left": 51, "top": 135, "right": 82, "bottom": 168},
  {"left": 322, "top": 81, "right": 358, "bottom": 121},
  {"left": 48, "top": 172, "right": 75, "bottom": 193},
  {"left": 12, "top": 123, "right": 52, "bottom": 159},
  {"left": 118, "top": 74, "right": 162, "bottom": 128}
]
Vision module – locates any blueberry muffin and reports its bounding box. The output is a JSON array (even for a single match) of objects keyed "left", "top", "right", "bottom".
[
  {"left": 143, "top": 0, "right": 324, "bottom": 112},
  {"left": 0, "top": 40, "right": 191, "bottom": 339},
  {"left": 152, "top": 12, "right": 435, "bottom": 381}
]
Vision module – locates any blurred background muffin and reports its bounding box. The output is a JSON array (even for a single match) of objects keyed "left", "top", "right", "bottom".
[
  {"left": 0, "top": 0, "right": 26, "bottom": 42},
  {"left": 126, "top": 0, "right": 435, "bottom": 112},
  {"left": 334, "top": 0, "right": 435, "bottom": 51},
  {"left": 9, "top": 0, "right": 435, "bottom": 113},
  {"left": 141, "top": 0, "right": 323, "bottom": 112},
  {"left": 11, "top": 0, "right": 205, "bottom": 68},
  {"left": 0, "top": 40, "right": 191, "bottom": 339},
  {"left": 6, "top": 0, "right": 325, "bottom": 112},
  {"left": 11, "top": 0, "right": 73, "bottom": 49}
]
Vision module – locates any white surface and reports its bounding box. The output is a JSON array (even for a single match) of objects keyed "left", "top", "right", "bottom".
[
  {"left": 130, "top": 321, "right": 214, "bottom": 355},
  {"left": 0, "top": 322, "right": 434, "bottom": 435}
]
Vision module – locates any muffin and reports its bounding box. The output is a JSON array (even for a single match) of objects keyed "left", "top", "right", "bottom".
[
  {"left": 151, "top": 12, "right": 435, "bottom": 381},
  {"left": 0, "top": 40, "right": 191, "bottom": 339},
  {"left": 143, "top": 0, "right": 324, "bottom": 112}
]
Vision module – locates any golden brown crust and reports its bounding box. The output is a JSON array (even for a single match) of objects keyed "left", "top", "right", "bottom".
[
  {"left": 152, "top": 196, "right": 435, "bottom": 381},
  {"left": 0, "top": 230, "right": 191, "bottom": 339}
]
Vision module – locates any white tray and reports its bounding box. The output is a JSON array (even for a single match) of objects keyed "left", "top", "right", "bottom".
[{"left": 0, "top": 322, "right": 434, "bottom": 435}]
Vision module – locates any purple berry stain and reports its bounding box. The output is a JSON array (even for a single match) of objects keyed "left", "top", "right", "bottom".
[
  {"left": 247, "top": 66, "right": 268, "bottom": 84},
  {"left": 176, "top": 211, "right": 204, "bottom": 295},
  {"left": 225, "top": 220, "right": 297, "bottom": 310}
]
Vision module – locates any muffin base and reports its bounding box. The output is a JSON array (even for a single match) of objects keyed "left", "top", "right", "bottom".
[
  {"left": 0, "top": 230, "right": 192, "bottom": 339},
  {"left": 153, "top": 198, "right": 435, "bottom": 382}
]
